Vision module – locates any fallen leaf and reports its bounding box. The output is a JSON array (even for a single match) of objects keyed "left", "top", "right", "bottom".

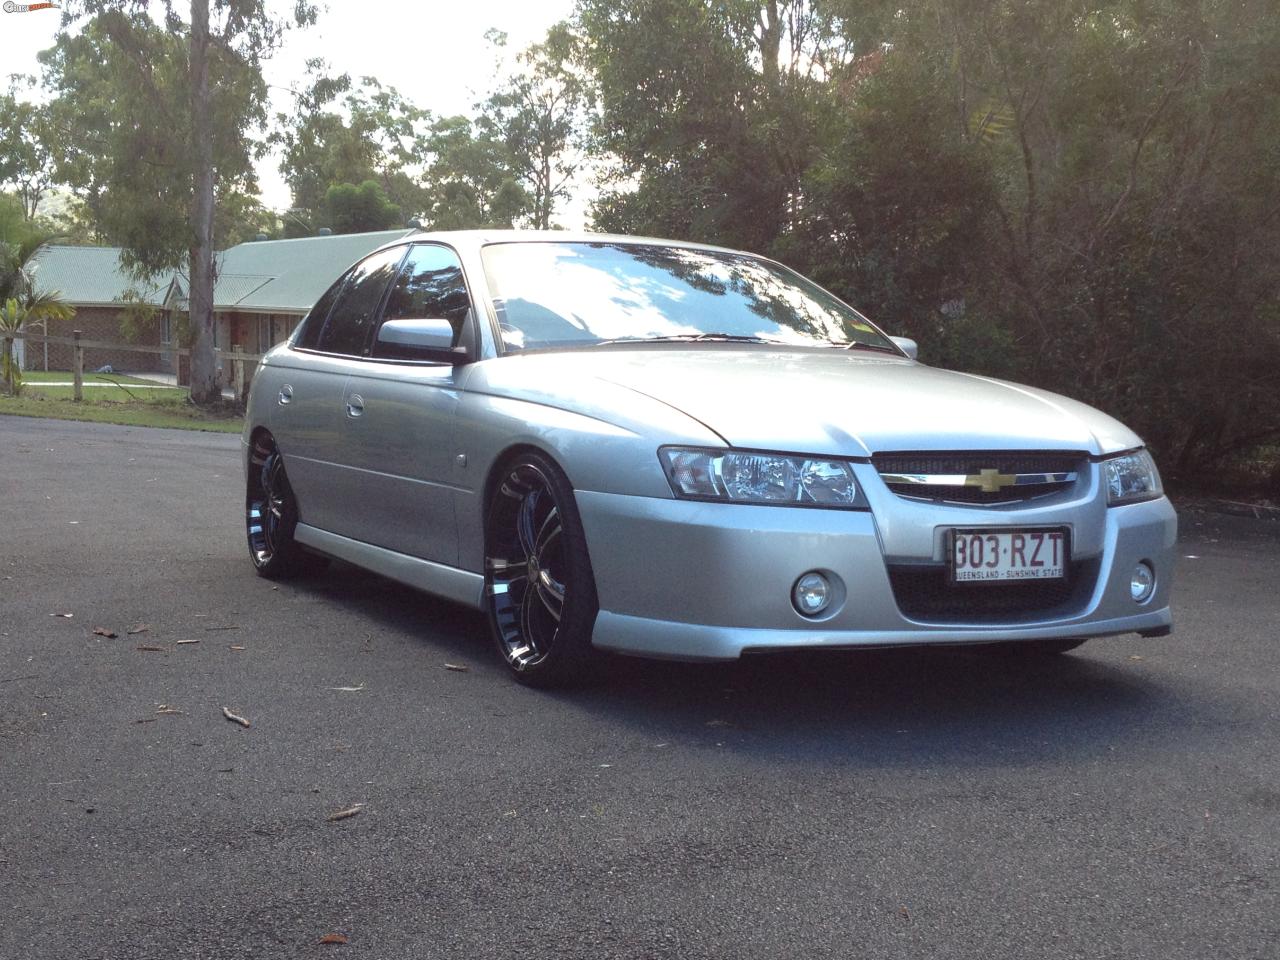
[
  {"left": 444, "top": 663, "right": 469, "bottom": 672},
  {"left": 127, "top": 624, "right": 150, "bottom": 635},
  {"left": 50, "top": 612, "right": 73, "bottom": 619},
  {"left": 92, "top": 627, "right": 117, "bottom": 639},
  {"left": 155, "top": 705, "right": 182, "bottom": 715},
  {"left": 229, "top": 645, "right": 246, "bottom": 651},
  {"left": 135, "top": 644, "right": 167, "bottom": 653},
  {"left": 326, "top": 803, "right": 364, "bottom": 822},
  {"left": 318, "top": 933, "right": 349, "bottom": 945},
  {"left": 327, "top": 683, "right": 366, "bottom": 692},
  {"left": 1128, "top": 655, "right": 1144, "bottom": 661},
  {"left": 221, "top": 707, "right": 250, "bottom": 728},
  {"left": 176, "top": 639, "right": 200, "bottom": 646},
  {"left": 899, "top": 906, "right": 911, "bottom": 921},
  {"left": 205, "top": 625, "right": 239, "bottom": 632}
]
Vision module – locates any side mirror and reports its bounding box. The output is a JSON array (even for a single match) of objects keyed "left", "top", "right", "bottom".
[
  {"left": 375, "top": 318, "right": 468, "bottom": 363},
  {"left": 889, "top": 336, "right": 918, "bottom": 360}
]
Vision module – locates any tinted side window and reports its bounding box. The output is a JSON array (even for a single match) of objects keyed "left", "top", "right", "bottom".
[
  {"left": 294, "top": 271, "right": 349, "bottom": 350},
  {"left": 314, "top": 247, "right": 405, "bottom": 356},
  {"left": 376, "top": 245, "right": 472, "bottom": 353}
]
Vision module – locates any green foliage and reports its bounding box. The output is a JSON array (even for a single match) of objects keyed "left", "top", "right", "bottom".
[
  {"left": 479, "top": 23, "right": 594, "bottom": 229},
  {"left": 0, "top": 80, "right": 60, "bottom": 220},
  {"left": 272, "top": 62, "right": 430, "bottom": 230},
  {"left": 38, "top": 8, "right": 267, "bottom": 277},
  {"left": 0, "top": 218, "right": 75, "bottom": 394},
  {"left": 321, "top": 180, "right": 403, "bottom": 234},
  {"left": 573, "top": 0, "right": 1280, "bottom": 485},
  {"left": 420, "top": 115, "right": 529, "bottom": 229}
]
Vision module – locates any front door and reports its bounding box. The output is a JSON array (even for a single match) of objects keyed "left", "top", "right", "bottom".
[{"left": 336, "top": 244, "right": 477, "bottom": 565}]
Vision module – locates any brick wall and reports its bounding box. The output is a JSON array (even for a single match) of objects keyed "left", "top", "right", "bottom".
[{"left": 26, "top": 307, "right": 172, "bottom": 375}]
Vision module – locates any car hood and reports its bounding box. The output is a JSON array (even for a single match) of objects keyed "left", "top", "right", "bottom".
[{"left": 480, "top": 347, "right": 1143, "bottom": 457}]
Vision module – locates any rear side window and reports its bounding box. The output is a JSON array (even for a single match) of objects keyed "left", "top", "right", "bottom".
[
  {"left": 294, "top": 271, "right": 348, "bottom": 350},
  {"left": 312, "top": 247, "right": 405, "bottom": 356}
]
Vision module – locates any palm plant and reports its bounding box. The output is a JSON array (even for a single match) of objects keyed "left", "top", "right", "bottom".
[{"left": 0, "top": 226, "right": 74, "bottom": 396}]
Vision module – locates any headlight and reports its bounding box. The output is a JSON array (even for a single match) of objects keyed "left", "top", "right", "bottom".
[
  {"left": 658, "top": 447, "right": 867, "bottom": 508},
  {"left": 1103, "top": 449, "right": 1162, "bottom": 505}
]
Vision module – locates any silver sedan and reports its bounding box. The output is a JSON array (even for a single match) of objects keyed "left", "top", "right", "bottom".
[{"left": 243, "top": 231, "right": 1176, "bottom": 686}]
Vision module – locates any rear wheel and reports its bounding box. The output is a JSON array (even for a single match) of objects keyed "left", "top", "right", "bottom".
[
  {"left": 246, "top": 434, "right": 326, "bottom": 579},
  {"left": 483, "top": 452, "right": 601, "bottom": 687}
]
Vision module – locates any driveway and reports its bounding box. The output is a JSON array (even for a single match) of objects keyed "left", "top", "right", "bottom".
[{"left": 2, "top": 417, "right": 1278, "bottom": 959}]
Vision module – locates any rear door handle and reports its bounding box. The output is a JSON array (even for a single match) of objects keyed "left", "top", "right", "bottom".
[
  {"left": 345, "top": 394, "right": 365, "bottom": 418},
  {"left": 278, "top": 384, "right": 293, "bottom": 405}
]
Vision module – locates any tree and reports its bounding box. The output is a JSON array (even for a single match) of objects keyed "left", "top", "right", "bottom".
[
  {"left": 420, "top": 115, "right": 529, "bottom": 229},
  {"left": 272, "top": 62, "right": 429, "bottom": 232},
  {"left": 570, "top": 0, "right": 1280, "bottom": 485},
  {"left": 480, "top": 25, "right": 593, "bottom": 229},
  {"left": 828, "top": 0, "right": 1280, "bottom": 479},
  {"left": 321, "top": 180, "right": 402, "bottom": 234},
  {"left": 0, "top": 81, "right": 61, "bottom": 221},
  {"left": 43, "top": 1, "right": 313, "bottom": 404},
  {"left": 577, "top": 0, "right": 850, "bottom": 250},
  {"left": 0, "top": 218, "right": 74, "bottom": 395}
]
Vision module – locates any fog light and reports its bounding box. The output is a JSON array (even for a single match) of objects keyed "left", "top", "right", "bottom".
[
  {"left": 792, "top": 572, "right": 832, "bottom": 617},
  {"left": 1130, "top": 562, "right": 1155, "bottom": 604}
]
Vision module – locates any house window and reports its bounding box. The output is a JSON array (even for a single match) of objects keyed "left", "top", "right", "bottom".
[{"left": 161, "top": 312, "right": 172, "bottom": 344}]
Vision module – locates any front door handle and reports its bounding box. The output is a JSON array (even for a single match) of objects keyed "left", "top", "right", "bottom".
[
  {"left": 345, "top": 394, "right": 365, "bottom": 418},
  {"left": 278, "top": 384, "right": 293, "bottom": 405}
]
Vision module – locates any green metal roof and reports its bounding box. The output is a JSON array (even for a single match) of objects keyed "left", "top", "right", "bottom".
[
  {"left": 27, "top": 246, "right": 173, "bottom": 307},
  {"left": 213, "top": 230, "right": 414, "bottom": 313}
]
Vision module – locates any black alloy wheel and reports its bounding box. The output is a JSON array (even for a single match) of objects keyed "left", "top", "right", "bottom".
[
  {"left": 484, "top": 452, "right": 600, "bottom": 686},
  {"left": 246, "top": 434, "right": 323, "bottom": 579}
]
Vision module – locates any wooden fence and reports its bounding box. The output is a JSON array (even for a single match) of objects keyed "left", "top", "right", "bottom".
[{"left": 8, "top": 330, "right": 263, "bottom": 403}]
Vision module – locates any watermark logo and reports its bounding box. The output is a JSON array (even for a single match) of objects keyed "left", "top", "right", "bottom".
[{"left": 3, "top": 1, "right": 61, "bottom": 12}]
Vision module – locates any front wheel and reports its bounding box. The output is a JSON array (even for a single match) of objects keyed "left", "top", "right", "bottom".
[{"left": 483, "top": 452, "right": 601, "bottom": 687}]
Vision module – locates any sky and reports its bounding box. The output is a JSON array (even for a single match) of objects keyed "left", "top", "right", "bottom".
[{"left": 2, "top": 0, "right": 580, "bottom": 219}]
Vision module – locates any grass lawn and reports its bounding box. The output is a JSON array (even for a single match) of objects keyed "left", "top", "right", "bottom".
[
  {"left": 0, "top": 390, "right": 243, "bottom": 433},
  {"left": 21, "top": 370, "right": 169, "bottom": 386}
]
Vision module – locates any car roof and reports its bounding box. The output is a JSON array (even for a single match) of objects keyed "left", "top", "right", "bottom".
[{"left": 368, "top": 229, "right": 753, "bottom": 260}]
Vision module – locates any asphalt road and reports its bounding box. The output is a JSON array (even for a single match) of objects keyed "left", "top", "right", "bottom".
[{"left": 2, "top": 416, "right": 1278, "bottom": 960}]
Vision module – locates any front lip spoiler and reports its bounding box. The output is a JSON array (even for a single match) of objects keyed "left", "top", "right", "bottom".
[{"left": 591, "top": 606, "right": 1174, "bottom": 662}]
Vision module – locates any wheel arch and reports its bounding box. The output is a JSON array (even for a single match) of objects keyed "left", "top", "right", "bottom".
[{"left": 481, "top": 442, "right": 572, "bottom": 525}]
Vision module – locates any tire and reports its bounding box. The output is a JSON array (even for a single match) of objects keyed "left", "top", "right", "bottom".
[
  {"left": 246, "top": 434, "right": 327, "bottom": 580},
  {"left": 483, "top": 451, "right": 601, "bottom": 687}
]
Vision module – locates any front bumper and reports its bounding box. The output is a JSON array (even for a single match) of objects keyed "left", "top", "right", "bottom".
[{"left": 575, "top": 484, "right": 1176, "bottom": 661}]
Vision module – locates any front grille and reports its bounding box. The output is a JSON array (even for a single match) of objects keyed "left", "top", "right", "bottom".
[
  {"left": 888, "top": 558, "right": 1099, "bottom": 623},
  {"left": 874, "top": 451, "right": 1086, "bottom": 505}
]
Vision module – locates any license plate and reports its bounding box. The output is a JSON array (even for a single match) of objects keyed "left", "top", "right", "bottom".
[{"left": 949, "top": 528, "right": 1068, "bottom": 583}]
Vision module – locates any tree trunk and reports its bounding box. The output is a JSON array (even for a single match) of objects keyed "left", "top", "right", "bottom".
[{"left": 187, "top": 0, "right": 220, "bottom": 406}]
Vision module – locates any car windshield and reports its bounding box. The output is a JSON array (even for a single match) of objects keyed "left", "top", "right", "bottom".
[{"left": 480, "top": 241, "right": 896, "bottom": 353}]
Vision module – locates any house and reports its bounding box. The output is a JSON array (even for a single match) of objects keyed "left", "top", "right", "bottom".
[
  {"left": 209, "top": 229, "right": 415, "bottom": 359},
  {"left": 23, "top": 245, "right": 179, "bottom": 373},
  {"left": 22, "top": 229, "right": 415, "bottom": 379}
]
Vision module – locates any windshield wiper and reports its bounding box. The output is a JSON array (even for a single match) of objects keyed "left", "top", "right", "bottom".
[
  {"left": 592, "top": 333, "right": 786, "bottom": 346},
  {"left": 842, "top": 340, "right": 901, "bottom": 354}
]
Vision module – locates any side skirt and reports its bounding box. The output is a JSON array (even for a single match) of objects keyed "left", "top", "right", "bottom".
[{"left": 294, "top": 524, "right": 485, "bottom": 610}]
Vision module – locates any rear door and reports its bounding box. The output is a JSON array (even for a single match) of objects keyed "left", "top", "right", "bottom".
[
  {"left": 337, "top": 243, "right": 476, "bottom": 564},
  {"left": 274, "top": 246, "right": 404, "bottom": 536}
]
